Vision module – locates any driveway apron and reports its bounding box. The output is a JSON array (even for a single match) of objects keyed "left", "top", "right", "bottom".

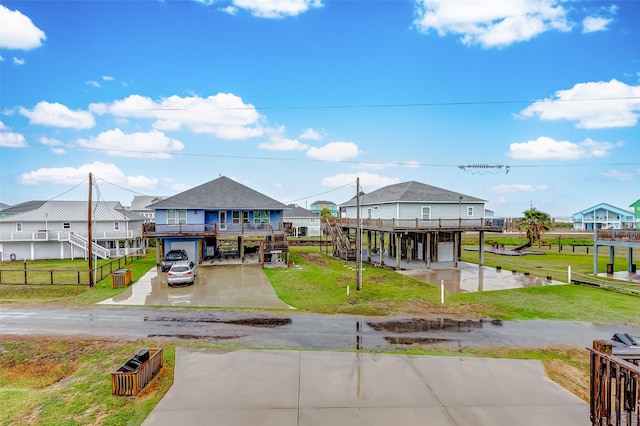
[
  {"left": 142, "top": 348, "right": 589, "bottom": 426},
  {"left": 99, "top": 264, "right": 291, "bottom": 309}
]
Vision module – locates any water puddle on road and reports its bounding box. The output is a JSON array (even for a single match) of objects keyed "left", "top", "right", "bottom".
[
  {"left": 145, "top": 316, "right": 292, "bottom": 328},
  {"left": 367, "top": 318, "right": 492, "bottom": 333}
]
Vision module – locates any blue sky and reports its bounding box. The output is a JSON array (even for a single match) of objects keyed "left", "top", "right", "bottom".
[{"left": 1, "top": 0, "right": 639, "bottom": 218}]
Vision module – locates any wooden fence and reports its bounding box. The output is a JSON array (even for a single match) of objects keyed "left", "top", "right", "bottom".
[
  {"left": 590, "top": 340, "right": 640, "bottom": 426},
  {"left": 0, "top": 252, "right": 144, "bottom": 285}
]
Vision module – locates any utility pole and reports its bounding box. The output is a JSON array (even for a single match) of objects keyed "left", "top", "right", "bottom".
[
  {"left": 356, "top": 177, "right": 362, "bottom": 291},
  {"left": 88, "top": 173, "right": 94, "bottom": 288}
]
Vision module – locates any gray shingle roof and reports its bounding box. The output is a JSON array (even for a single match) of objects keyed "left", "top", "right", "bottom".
[
  {"left": 341, "top": 181, "right": 485, "bottom": 206},
  {"left": 148, "top": 176, "right": 288, "bottom": 210},
  {"left": 0, "top": 200, "right": 144, "bottom": 222},
  {"left": 284, "top": 204, "right": 319, "bottom": 218}
]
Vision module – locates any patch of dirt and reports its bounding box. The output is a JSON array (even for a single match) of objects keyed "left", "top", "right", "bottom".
[
  {"left": 0, "top": 336, "right": 128, "bottom": 389},
  {"left": 297, "top": 252, "right": 329, "bottom": 267}
]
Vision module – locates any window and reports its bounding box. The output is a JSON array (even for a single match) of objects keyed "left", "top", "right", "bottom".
[
  {"left": 16, "top": 223, "right": 23, "bottom": 232},
  {"left": 253, "top": 210, "right": 270, "bottom": 223},
  {"left": 243, "top": 211, "right": 249, "bottom": 223},
  {"left": 114, "top": 222, "right": 120, "bottom": 231},
  {"left": 367, "top": 208, "right": 372, "bottom": 219},
  {"left": 63, "top": 223, "right": 71, "bottom": 229},
  {"left": 421, "top": 206, "right": 431, "bottom": 219},
  {"left": 232, "top": 211, "right": 241, "bottom": 224},
  {"left": 467, "top": 207, "right": 474, "bottom": 217},
  {"left": 167, "top": 209, "right": 187, "bottom": 225}
]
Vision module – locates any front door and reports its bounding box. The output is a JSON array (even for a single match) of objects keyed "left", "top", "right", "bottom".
[{"left": 219, "top": 211, "right": 227, "bottom": 230}]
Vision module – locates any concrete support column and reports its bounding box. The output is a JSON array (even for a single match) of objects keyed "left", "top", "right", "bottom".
[
  {"left": 593, "top": 244, "right": 599, "bottom": 275},
  {"left": 479, "top": 231, "right": 485, "bottom": 266},
  {"left": 367, "top": 231, "right": 372, "bottom": 263},
  {"left": 380, "top": 232, "right": 385, "bottom": 266}
]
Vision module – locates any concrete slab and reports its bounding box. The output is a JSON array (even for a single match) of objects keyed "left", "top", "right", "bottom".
[
  {"left": 99, "top": 264, "right": 291, "bottom": 309},
  {"left": 143, "top": 349, "right": 589, "bottom": 426}
]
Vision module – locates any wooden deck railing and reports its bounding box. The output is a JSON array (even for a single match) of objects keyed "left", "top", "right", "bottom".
[
  {"left": 596, "top": 230, "right": 640, "bottom": 243},
  {"left": 590, "top": 340, "right": 640, "bottom": 426}
]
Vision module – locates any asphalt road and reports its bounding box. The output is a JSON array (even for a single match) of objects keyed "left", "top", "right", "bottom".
[{"left": 2, "top": 305, "right": 639, "bottom": 350}]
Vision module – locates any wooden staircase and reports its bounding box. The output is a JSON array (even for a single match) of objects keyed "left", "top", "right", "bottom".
[{"left": 324, "top": 219, "right": 356, "bottom": 260}]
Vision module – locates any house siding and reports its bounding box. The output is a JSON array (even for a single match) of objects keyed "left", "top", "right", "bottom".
[{"left": 344, "top": 202, "right": 484, "bottom": 220}]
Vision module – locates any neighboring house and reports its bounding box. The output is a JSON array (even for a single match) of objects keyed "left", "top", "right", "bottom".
[
  {"left": 128, "top": 195, "right": 165, "bottom": 223},
  {"left": 572, "top": 203, "right": 637, "bottom": 231},
  {"left": 143, "top": 176, "right": 290, "bottom": 264},
  {"left": 631, "top": 199, "right": 640, "bottom": 225},
  {"left": 332, "top": 180, "right": 503, "bottom": 267},
  {"left": 283, "top": 204, "right": 321, "bottom": 237},
  {"left": 310, "top": 200, "right": 338, "bottom": 217},
  {"left": 0, "top": 200, "right": 146, "bottom": 261},
  {"left": 340, "top": 180, "right": 486, "bottom": 221}
]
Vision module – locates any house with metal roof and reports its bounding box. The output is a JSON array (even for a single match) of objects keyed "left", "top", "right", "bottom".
[
  {"left": 128, "top": 195, "right": 165, "bottom": 223},
  {"left": 143, "top": 176, "right": 290, "bottom": 265},
  {"left": 283, "top": 204, "right": 321, "bottom": 237},
  {"left": 0, "top": 200, "right": 145, "bottom": 261},
  {"left": 572, "top": 203, "right": 636, "bottom": 231},
  {"left": 330, "top": 181, "right": 504, "bottom": 268}
]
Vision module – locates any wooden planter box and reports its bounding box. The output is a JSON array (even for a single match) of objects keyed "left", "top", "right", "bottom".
[
  {"left": 111, "top": 348, "right": 163, "bottom": 396},
  {"left": 112, "top": 269, "right": 132, "bottom": 289}
]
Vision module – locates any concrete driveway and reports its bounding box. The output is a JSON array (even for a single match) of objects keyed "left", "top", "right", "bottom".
[
  {"left": 143, "top": 348, "right": 589, "bottom": 426},
  {"left": 99, "top": 264, "right": 291, "bottom": 309}
]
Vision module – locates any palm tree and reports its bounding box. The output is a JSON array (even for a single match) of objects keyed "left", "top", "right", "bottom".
[{"left": 517, "top": 207, "right": 552, "bottom": 247}]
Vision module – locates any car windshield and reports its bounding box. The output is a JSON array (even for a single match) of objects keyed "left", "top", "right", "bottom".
[
  {"left": 165, "top": 252, "right": 185, "bottom": 260},
  {"left": 171, "top": 266, "right": 189, "bottom": 272}
]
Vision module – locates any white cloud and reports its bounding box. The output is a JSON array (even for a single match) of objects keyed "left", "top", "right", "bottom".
[
  {"left": 519, "top": 79, "right": 640, "bottom": 128},
  {"left": 90, "top": 93, "right": 264, "bottom": 139},
  {"left": 39, "top": 136, "right": 65, "bottom": 154},
  {"left": 87, "top": 80, "right": 101, "bottom": 88},
  {"left": 307, "top": 141, "right": 360, "bottom": 161},
  {"left": 0, "top": 55, "right": 4, "bottom": 61},
  {"left": 258, "top": 134, "right": 309, "bottom": 151},
  {"left": 299, "top": 128, "right": 323, "bottom": 140},
  {"left": 0, "top": 121, "right": 7, "bottom": 130},
  {"left": 19, "top": 101, "right": 95, "bottom": 129},
  {"left": 163, "top": 178, "right": 192, "bottom": 192},
  {"left": 0, "top": 131, "right": 27, "bottom": 148},
  {"left": 321, "top": 172, "right": 400, "bottom": 189},
  {"left": 12, "top": 57, "right": 25, "bottom": 65},
  {"left": 19, "top": 161, "right": 157, "bottom": 189},
  {"left": 601, "top": 169, "right": 640, "bottom": 181},
  {"left": 413, "top": 0, "right": 570, "bottom": 48},
  {"left": 219, "top": 0, "right": 323, "bottom": 18},
  {"left": 582, "top": 16, "right": 612, "bottom": 33},
  {"left": 488, "top": 184, "right": 548, "bottom": 193},
  {"left": 39, "top": 136, "right": 63, "bottom": 146},
  {"left": 102, "top": 75, "right": 115, "bottom": 81},
  {"left": 0, "top": 5, "right": 46, "bottom": 50},
  {"left": 506, "top": 136, "right": 621, "bottom": 160},
  {"left": 76, "top": 128, "right": 184, "bottom": 159},
  {"left": 403, "top": 160, "right": 420, "bottom": 168}
]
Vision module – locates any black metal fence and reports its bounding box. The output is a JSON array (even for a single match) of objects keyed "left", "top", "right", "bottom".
[{"left": 0, "top": 253, "right": 145, "bottom": 285}]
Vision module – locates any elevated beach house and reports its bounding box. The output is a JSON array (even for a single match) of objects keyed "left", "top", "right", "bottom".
[
  {"left": 0, "top": 200, "right": 145, "bottom": 261},
  {"left": 143, "top": 176, "right": 290, "bottom": 264}
]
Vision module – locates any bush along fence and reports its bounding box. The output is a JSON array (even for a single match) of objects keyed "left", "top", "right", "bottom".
[{"left": 0, "top": 253, "right": 145, "bottom": 285}]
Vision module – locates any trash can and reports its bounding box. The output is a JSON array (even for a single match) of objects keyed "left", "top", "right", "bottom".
[
  {"left": 112, "top": 269, "right": 132, "bottom": 289},
  {"left": 606, "top": 263, "right": 614, "bottom": 274}
]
